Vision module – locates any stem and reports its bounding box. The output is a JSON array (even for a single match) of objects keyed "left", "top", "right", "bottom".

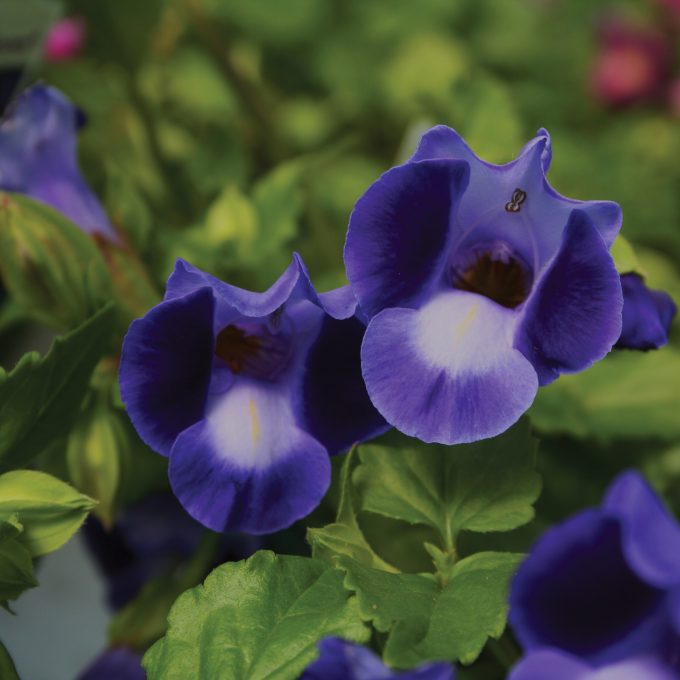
[{"left": 183, "top": 531, "right": 223, "bottom": 585}]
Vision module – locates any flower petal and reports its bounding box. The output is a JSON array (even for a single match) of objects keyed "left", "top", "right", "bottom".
[
  {"left": 302, "top": 315, "right": 389, "bottom": 455},
  {"left": 616, "top": 273, "right": 677, "bottom": 350},
  {"left": 516, "top": 210, "right": 623, "bottom": 385},
  {"left": 509, "top": 509, "right": 668, "bottom": 665},
  {"left": 0, "top": 85, "right": 117, "bottom": 241},
  {"left": 168, "top": 379, "right": 331, "bottom": 533},
  {"left": 344, "top": 159, "right": 470, "bottom": 318},
  {"left": 508, "top": 649, "right": 590, "bottom": 680},
  {"left": 361, "top": 291, "right": 538, "bottom": 444},
  {"left": 120, "top": 287, "right": 215, "bottom": 456},
  {"left": 604, "top": 471, "right": 680, "bottom": 589}
]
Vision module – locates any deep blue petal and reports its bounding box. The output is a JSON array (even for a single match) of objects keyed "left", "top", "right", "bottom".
[
  {"left": 77, "top": 648, "right": 144, "bottom": 680},
  {"left": 516, "top": 209, "right": 623, "bottom": 385},
  {"left": 604, "top": 471, "right": 680, "bottom": 589},
  {"left": 509, "top": 509, "right": 669, "bottom": 665},
  {"left": 301, "top": 638, "right": 455, "bottom": 680},
  {"left": 168, "top": 399, "right": 331, "bottom": 534},
  {"left": 616, "top": 273, "right": 677, "bottom": 350},
  {"left": 344, "top": 159, "right": 470, "bottom": 318},
  {"left": 0, "top": 84, "right": 118, "bottom": 241},
  {"left": 360, "top": 291, "right": 538, "bottom": 444},
  {"left": 302, "top": 314, "right": 389, "bottom": 455},
  {"left": 119, "top": 287, "right": 215, "bottom": 456}
]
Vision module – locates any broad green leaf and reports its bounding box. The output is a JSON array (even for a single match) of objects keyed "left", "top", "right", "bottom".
[
  {"left": 0, "top": 471, "right": 96, "bottom": 556},
  {"left": 0, "top": 639, "right": 19, "bottom": 680},
  {"left": 339, "top": 552, "right": 523, "bottom": 667},
  {"left": 0, "top": 303, "right": 116, "bottom": 470},
  {"left": 143, "top": 551, "right": 369, "bottom": 680},
  {"left": 530, "top": 348, "right": 680, "bottom": 441},
  {"left": 308, "top": 448, "right": 397, "bottom": 572},
  {"left": 354, "top": 419, "right": 540, "bottom": 547},
  {"left": 0, "top": 193, "right": 114, "bottom": 331},
  {"left": 0, "top": 516, "right": 37, "bottom": 605}
]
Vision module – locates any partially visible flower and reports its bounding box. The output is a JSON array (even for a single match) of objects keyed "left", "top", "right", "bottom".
[
  {"left": 510, "top": 471, "right": 680, "bottom": 666},
  {"left": 0, "top": 84, "right": 118, "bottom": 242},
  {"left": 78, "top": 647, "right": 145, "bottom": 680},
  {"left": 344, "top": 125, "right": 622, "bottom": 445},
  {"left": 616, "top": 273, "right": 676, "bottom": 350},
  {"left": 509, "top": 649, "right": 679, "bottom": 680},
  {"left": 590, "top": 19, "right": 670, "bottom": 107},
  {"left": 300, "top": 638, "right": 455, "bottom": 680},
  {"left": 44, "top": 17, "right": 86, "bottom": 63},
  {"left": 119, "top": 256, "right": 387, "bottom": 534},
  {"left": 83, "top": 492, "right": 258, "bottom": 610}
]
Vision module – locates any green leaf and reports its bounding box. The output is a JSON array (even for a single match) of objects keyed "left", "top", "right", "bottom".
[
  {"left": 0, "top": 303, "right": 116, "bottom": 470},
  {"left": 0, "top": 639, "right": 19, "bottom": 680},
  {"left": 338, "top": 552, "right": 523, "bottom": 667},
  {"left": 308, "top": 448, "right": 397, "bottom": 572},
  {"left": 354, "top": 419, "right": 540, "bottom": 548},
  {"left": 530, "top": 347, "right": 680, "bottom": 441},
  {"left": 143, "top": 551, "right": 369, "bottom": 680},
  {"left": 0, "top": 516, "right": 38, "bottom": 605},
  {"left": 0, "top": 193, "right": 114, "bottom": 331},
  {"left": 0, "top": 471, "right": 96, "bottom": 556}
]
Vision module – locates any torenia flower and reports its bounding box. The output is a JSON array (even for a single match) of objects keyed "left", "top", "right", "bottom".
[
  {"left": 0, "top": 84, "right": 118, "bottom": 242},
  {"left": 44, "top": 17, "right": 86, "bottom": 63},
  {"left": 301, "top": 638, "right": 454, "bottom": 680},
  {"left": 344, "top": 126, "right": 622, "bottom": 444},
  {"left": 510, "top": 471, "right": 680, "bottom": 666},
  {"left": 119, "top": 256, "right": 386, "bottom": 534},
  {"left": 509, "top": 650, "right": 679, "bottom": 680},
  {"left": 616, "top": 273, "right": 676, "bottom": 350}
]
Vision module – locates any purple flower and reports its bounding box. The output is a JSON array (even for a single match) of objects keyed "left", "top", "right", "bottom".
[
  {"left": 509, "top": 649, "right": 679, "bottom": 680},
  {"left": 509, "top": 471, "right": 680, "bottom": 666},
  {"left": 0, "top": 84, "right": 118, "bottom": 242},
  {"left": 78, "top": 647, "right": 145, "bottom": 680},
  {"left": 616, "top": 273, "right": 676, "bottom": 350},
  {"left": 300, "top": 638, "right": 455, "bottom": 680},
  {"left": 344, "top": 126, "right": 623, "bottom": 444},
  {"left": 119, "top": 256, "right": 387, "bottom": 534}
]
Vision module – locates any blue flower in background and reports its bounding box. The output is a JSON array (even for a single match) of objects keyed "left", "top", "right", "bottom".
[
  {"left": 616, "top": 273, "right": 676, "bottom": 350},
  {"left": 300, "top": 638, "right": 455, "bottom": 680},
  {"left": 77, "top": 647, "right": 145, "bottom": 680},
  {"left": 0, "top": 83, "right": 118, "bottom": 242},
  {"left": 509, "top": 649, "right": 679, "bottom": 680},
  {"left": 510, "top": 470, "right": 680, "bottom": 666},
  {"left": 119, "top": 255, "right": 387, "bottom": 534},
  {"left": 344, "top": 125, "right": 623, "bottom": 444}
]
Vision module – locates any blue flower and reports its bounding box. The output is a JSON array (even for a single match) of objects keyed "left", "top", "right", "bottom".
[
  {"left": 0, "top": 83, "right": 118, "bottom": 242},
  {"left": 300, "top": 638, "right": 455, "bottom": 680},
  {"left": 119, "top": 256, "right": 387, "bottom": 534},
  {"left": 509, "top": 649, "right": 679, "bottom": 680},
  {"left": 616, "top": 273, "right": 676, "bottom": 350},
  {"left": 77, "top": 647, "right": 145, "bottom": 680},
  {"left": 509, "top": 471, "right": 680, "bottom": 666},
  {"left": 344, "top": 126, "right": 623, "bottom": 444}
]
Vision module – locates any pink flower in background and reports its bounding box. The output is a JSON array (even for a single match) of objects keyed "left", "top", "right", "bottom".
[
  {"left": 44, "top": 17, "right": 86, "bottom": 63},
  {"left": 590, "top": 19, "right": 670, "bottom": 107}
]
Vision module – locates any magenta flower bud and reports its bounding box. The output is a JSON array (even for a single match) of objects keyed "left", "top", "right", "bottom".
[{"left": 44, "top": 17, "right": 86, "bottom": 63}]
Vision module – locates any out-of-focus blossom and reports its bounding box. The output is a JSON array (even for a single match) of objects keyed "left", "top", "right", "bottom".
[
  {"left": 616, "top": 273, "right": 676, "bottom": 350},
  {"left": 300, "top": 638, "right": 455, "bottom": 680},
  {"left": 509, "top": 649, "right": 679, "bottom": 680},
  {"left": 44, "top": 17, "right": 86, "bottom": 63},
  {"left": 510, "top": 471, "right": 680, "bottom": 666},
  {"left": 119, "top": 256, "right": 387, "bottom": 534},
  {"left": 78, "top": 647, "right": 145, "bottom": 680},
  {"left": 0, "top": 84, "right": 119, "bottom": 242},
  {"left": 590, "top": 19, "right": 670, "bottom": 107},
  {"left": 344, "top": 125, "right": 622, "bottom": 445}
]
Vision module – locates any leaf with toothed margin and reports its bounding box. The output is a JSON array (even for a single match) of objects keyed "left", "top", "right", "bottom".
[
  {"left": 143, "top": 551, "right": 369, "bottom": 680},
  {"left": 337, "top": 551, "right": 523, "bottom": 668}
]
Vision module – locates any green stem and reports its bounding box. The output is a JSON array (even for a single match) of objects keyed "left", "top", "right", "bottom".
[{"left": 182, "top": 530, "right": 223, "bottom": 585}]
